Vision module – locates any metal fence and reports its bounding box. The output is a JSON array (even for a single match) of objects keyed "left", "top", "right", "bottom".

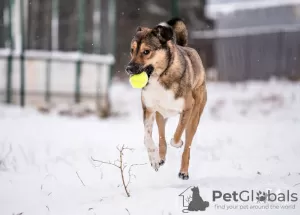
[
  {"left": 0, "top": 0, "right": 116, "bottom": 117},
  {"left": 191, "top": 2, "right": 300, "bottom": 82},
  {"left": 192, "top": 24, "right": 300, "bottom": 82}
]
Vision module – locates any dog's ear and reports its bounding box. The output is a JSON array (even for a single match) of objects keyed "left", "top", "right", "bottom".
[
  {"left": 136, "top": 26, "right": 142, "bottom": 32},
  {"left": 152, "top": 25, "right": 173, "bottom": 43}
]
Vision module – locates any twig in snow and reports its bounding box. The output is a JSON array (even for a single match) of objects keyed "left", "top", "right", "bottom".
[
  {"left": 76, "top": 171, "right": 86, "bottom": 187},
  {"left": 125, "top": 208, "right": 131, "bottom": 215},
  {"left": 88, "top": 207, "right": 97, "bottom": 215},
  {"left": 91, "top": 157, "right": 119, "bottom": 168},
  {"left": 46, "top": 205, "right": 50, "bottom": 212},
  {"left": 91, "top": 144, "right": 146, "bottom": 197},
  {"left": 126, "top": 163, "right": 147, "bottom": 188},
  {"left": 293, "top": 182, "right": 300, "bottom": 187}
]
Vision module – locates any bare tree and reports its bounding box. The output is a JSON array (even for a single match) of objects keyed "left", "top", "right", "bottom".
[{"left": 91, "top": 145, "right": 146, "bottom": 197}]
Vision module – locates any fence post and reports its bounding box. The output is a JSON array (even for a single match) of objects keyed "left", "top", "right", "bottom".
[
  {"left": 20, "top": 0, "right": 25, "bottom": 107},
  {"left": 45, "top": 0, "right": 59, "bottom": 103},
  {"left": 75, "top": 0, "right": 85, "bottom": 103},
  {"left": 93, "top": 0, "right": 101, "bottom": 54},
  {"left": 171, "top": 0, "right": 179, "bottom": 17},
  {"left": 108, "top": 0, "right": 116, "bottom": 84},
  {"left": 6, "top": 0, "right": 14, "bottom": 104}
]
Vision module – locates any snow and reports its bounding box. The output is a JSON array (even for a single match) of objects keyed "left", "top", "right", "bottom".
[
  {"left": 0, "top": 49, "right": 115, "bottom": 64},
  {"left": 1, "top": 79, "right": 300, "bottom": 214}
]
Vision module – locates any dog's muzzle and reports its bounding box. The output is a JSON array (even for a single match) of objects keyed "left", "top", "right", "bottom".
[
  {"left": 126, "top": 63, "right": 154, "bottom": 77},
  {"left": 125, "top": 63, "right": 141, "bottom": 75}
]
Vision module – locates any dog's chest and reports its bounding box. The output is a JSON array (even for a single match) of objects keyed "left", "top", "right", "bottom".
[{"left": 142, "top": 78, "right": 184, "bottom": 118}]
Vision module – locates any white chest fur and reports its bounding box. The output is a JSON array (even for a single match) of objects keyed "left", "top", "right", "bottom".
[{"left": 142, "top": 77, "right": 184, "bottom": 118}]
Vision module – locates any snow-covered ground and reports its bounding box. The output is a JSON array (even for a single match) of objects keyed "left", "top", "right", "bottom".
[{"left": 0, "top": 79, "right": 300, "bottom": 215}]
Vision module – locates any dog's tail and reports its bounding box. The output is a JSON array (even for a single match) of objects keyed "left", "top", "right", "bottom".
[{"left": 167, "top": 18, "right": 188, "bottom": 46}]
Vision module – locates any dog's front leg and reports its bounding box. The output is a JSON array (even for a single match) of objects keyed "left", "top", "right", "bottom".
[
  {"left": 156, "top": 112, "right": 167, "bottom": 165},
  {"left": 143, "top": 107, "right": 161, "bottom": 171}
]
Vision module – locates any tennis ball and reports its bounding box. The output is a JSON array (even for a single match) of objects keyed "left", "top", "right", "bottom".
[{"left": 129, "top": 71, "right": 148, "bottom": 89}]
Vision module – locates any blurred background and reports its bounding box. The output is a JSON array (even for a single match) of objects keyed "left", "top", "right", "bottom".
[
  {"left": 0, "top": 1, "right": 300, "bottom": 214},
  {"left": 0, "top": 0, "right": 300, "bottom": 117}
]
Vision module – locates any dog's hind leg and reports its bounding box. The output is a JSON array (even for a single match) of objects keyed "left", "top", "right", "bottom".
[
  {"left": 179, "top": 87, "right": 207, "bottom": 180},
  {"left": 156, "top": 112, "right": 167, "bottom": 165},
  {"left": 143, "top": 108, "right": 161, "bottom": 171}
]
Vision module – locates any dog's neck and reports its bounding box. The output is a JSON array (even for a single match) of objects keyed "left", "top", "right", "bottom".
[{"left": 160, "top": 45, "right": 186, "bottom": 80}]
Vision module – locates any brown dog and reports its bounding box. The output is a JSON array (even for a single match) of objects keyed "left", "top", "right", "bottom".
[{"left": 126, "top": 18, "right": 207, "bottom": 180}]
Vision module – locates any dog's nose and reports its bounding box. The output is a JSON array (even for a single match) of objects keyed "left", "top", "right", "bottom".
[{"left": 126, "top": 65, "right": 134, "bottom": 74}]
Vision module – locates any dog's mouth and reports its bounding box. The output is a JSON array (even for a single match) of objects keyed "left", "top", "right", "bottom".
[
  {"left": 127, "top": 64, "right": 154, "bottom": 78},
  {"left": 144, "top": 65, "right": 154, "bottom": 77}
]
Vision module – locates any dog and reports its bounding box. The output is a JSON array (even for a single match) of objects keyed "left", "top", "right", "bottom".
[
  {"left": 126, "top": 18, "right": 207, "bottom": 180},
  {"left": 188, "top": 186, "right": 209, "bottom": 211}
]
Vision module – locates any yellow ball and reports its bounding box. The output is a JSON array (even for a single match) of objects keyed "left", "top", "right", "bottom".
[{"left": 129, "top": 71, "right": 148, "bottom": 89}]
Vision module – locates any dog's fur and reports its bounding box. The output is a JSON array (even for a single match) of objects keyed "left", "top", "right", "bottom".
[{"left": 126, "top": 18, "right": 207, "bottom": 180}]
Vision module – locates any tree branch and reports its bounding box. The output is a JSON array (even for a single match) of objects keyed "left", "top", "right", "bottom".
[
  {"left": 76, "top": 171, "right": 85, "bottom": 187},
  {"left": 91, "top": 156, "right": 120, "bottom": 169},
  {"left": 91, "top": 144, "right": 146, "bottom": 197}
]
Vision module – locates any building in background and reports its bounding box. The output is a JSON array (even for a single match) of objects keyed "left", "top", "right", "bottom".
[{"left": 194, "top": 0, "right": 300, "bottom": 81}]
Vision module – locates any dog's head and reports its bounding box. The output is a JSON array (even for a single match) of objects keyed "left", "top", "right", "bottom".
[
  {"left": 191, "top": 186, "right": 200, "bottom": 194},
  {"left": 125, "top": 24, "right": 174, "bottom": 77}
]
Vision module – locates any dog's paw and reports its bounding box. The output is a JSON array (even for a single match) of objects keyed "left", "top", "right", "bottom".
[
  {"left": 170, "top": 138, "right": 183, "bottom": 148},
  {"left": 178, "top": 172, "right": 189, "bottom": 180},
  {"left": 159, "top": 159, "right": 165, "bottom": 166},
  {"left": 148, "top": 148, "right": 161, "bottom": 171}
]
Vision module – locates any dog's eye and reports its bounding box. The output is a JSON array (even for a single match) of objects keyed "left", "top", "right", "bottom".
[{"left": 143, "top": 50, "right": 150, "bottom": 55}]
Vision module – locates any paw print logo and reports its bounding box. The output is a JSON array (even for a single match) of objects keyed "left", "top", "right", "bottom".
[{"left": 256, "top": 191, "right": 267, "bottom": 203}]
